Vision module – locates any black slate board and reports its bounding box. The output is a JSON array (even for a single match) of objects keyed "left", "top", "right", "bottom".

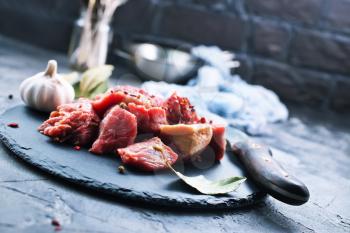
[{"left": 0, "top": 105, "right": 266, "bottom": 209}]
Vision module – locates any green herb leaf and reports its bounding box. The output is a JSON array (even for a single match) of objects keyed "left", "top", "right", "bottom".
[
  {"left": 61, "top": 72, "right": 80, "bottom": 85},
  {"left": 167, "top": 163, "right": 246, "bottom": 195},
  {"left": 73, "top": 82, "right": 81, "bottom": 98},
  {"left": 79, "top": 65, "right": 114, "bottom": 97},
  {"left": 88, "top": 80, "right": 109, "bottom": 99}
]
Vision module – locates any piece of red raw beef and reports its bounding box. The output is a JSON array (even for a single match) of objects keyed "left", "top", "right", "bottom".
[
  {"left": 90, "top": 105, "right": 137, "bottom": 154},
  {"left": 117, "top": 137, "right": 178, "bottom": 171},
  {"left": 163, "top": 92, "right": 199, "bottom": 124},
  {"left": 127, "top": 103, "right": 168, "bottom": 133},
  {"left": 38, "top": 99, "right": 100, "bottom": 146},
  {"left": 210, "top": 124, "right": 226, "bottom": 160},
  {"left": 92, "top": 85, "right": 163, "bottom": 117}
]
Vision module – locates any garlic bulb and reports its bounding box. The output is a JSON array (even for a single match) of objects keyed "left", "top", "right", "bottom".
[{"left": 19, "top": 60, "right": 75, "bottom": 112}]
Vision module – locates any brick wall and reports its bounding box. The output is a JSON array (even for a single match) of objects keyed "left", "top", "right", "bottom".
[{"left": 0, "top": 0, "right": 349, "bottom": 111}]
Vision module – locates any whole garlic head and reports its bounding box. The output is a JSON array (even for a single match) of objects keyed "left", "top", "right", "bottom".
[{"left": 19, "top": 60, "right": 75, "bottom": 112}]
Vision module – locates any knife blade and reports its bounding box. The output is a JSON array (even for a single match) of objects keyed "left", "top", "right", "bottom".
[{"left": 226, "top": 126, "right": 310, "bottom": 205}]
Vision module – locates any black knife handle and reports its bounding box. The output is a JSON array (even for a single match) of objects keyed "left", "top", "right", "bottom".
[{"left": 232, "top": 141, "right": 310, "bottom": 205}]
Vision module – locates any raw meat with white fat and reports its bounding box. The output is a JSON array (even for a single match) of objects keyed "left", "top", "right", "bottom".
[
  {"left": 38, "top": 85, "right": 226, "bottom": 171},
  {"left": 160, "top": 124, "right": 213, "bottom": 159}
]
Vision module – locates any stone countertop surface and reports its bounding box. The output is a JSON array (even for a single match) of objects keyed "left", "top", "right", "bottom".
[{"left": 0, "top": 35, "right": 349, "bottom": 233}]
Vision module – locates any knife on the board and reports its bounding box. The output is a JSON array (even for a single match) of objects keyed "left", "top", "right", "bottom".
[{"left": 226, "top": 126, "right": 310, "bottom": 205}]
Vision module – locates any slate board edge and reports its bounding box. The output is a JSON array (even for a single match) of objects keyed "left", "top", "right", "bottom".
[{"left": 0, "top": 113, "right": 267, "bottom": 210}]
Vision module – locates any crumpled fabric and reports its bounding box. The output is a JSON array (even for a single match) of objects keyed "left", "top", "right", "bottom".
[{"left": 142, "top": 46, "right": 288, "bottom": 135}]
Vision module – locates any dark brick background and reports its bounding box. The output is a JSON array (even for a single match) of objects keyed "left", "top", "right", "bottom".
[{"left": 0, "top": 0, "right": 349, "bottom": 112}]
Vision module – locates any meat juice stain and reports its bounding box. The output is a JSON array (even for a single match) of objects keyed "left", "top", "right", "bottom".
[
  {"left": 51, "top": 219, "right": 61, "bottom": 231},
  {"left": 7, "top": 122, "right": 19, "bottom": 128}
]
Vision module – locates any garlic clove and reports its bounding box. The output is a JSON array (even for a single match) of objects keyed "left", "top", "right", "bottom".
[
  {"left": 19, "top": 60, "right": 75, "bottom": 112},
  {"left": 44, "top": 60, "right": 58, "bottom": 77}
]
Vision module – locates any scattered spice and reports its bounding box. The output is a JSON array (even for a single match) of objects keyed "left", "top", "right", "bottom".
[
  {"left": 51, "top": 219, "right": 62, "bottom": 231},
  {"left": 153, "top": 145, "right": 164, "bottom": 153},
  {"left": 118, "top": 165, "right": 126, "bottom": 174},
  {"left": 74, "top": 145, "right": 81, "bottom": 150},
  {"left": 123, "top": 91, "right": 128, "bottom": 95},
  {"left": 8, "top": 94, "right": 13, "bottom": 99},
  {"left": 51, "top": 219, "right": 60, "bottom": 227},
  {"left": 119, "top": 102, "right": 127, "bottom": 109},
  {"left": 209, "top": 120, "right": 213, "bottom": 124},
  {"left": 7, "top": 122, "right": 19, "bottom": 128}
]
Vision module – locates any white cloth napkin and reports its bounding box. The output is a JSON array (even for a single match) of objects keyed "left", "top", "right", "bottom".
[{"left": 142, "top": 46, "right": 288, "bottom": 135}]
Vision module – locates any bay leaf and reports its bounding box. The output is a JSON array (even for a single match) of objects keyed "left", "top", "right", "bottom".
[
  {"left": 88, "top": 81, "right": 109, "bottom": 99},
  {"left": 79, "top": 65, "right": 113, "bottom": 97},
  {"left": 167, "top": 163, "right": 246, "bottom": 195}
]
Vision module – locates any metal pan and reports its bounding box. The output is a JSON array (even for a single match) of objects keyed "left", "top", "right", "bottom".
[{"left": 114, "top": 43, "right": 203, "bottom": 83}]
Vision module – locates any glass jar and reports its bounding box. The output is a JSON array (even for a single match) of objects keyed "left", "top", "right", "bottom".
[{"left": 68, "top": 9, "right": 113, "bottom": 71}]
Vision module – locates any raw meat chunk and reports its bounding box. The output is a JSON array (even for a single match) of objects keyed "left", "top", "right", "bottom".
[
  {"left": 128, "top": 103, "right": 168, "bottom": 133},
  {"left": 117, "top": 137, "right": 178, "bottom": 171},
  {"left": 92, "top": 85, "right": 163, "bottom": 117},
  {"left": 38, "top": 99, "right": 100, "bottom": 146},
  {"left": 160, "top": 124, "right": 213, "bottom": 159},
  {"left": 210, "top": 124, "right": 226, "bottom": 160},
  {"left": 163, "top": 92, "right": 199, "bottom": 124},
  {"left": 90, "top": 105, "right": 137, "bottom": 154}
]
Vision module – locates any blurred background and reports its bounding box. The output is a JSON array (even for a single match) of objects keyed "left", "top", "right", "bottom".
[
  {"left": 0, "top": 0, "right": 349, "bottom": 112},
  {"left": 1, "top": 2, "right": 350, "bottom": 232}
]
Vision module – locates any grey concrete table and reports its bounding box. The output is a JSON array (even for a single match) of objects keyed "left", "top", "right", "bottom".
[{"left": 0, "top": 35, "right": 350, "bottom": 233}]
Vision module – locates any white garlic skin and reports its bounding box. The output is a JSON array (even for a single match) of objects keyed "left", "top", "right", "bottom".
[{"left": 19, "top": 60, "right": 75, "bottom": 112}]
